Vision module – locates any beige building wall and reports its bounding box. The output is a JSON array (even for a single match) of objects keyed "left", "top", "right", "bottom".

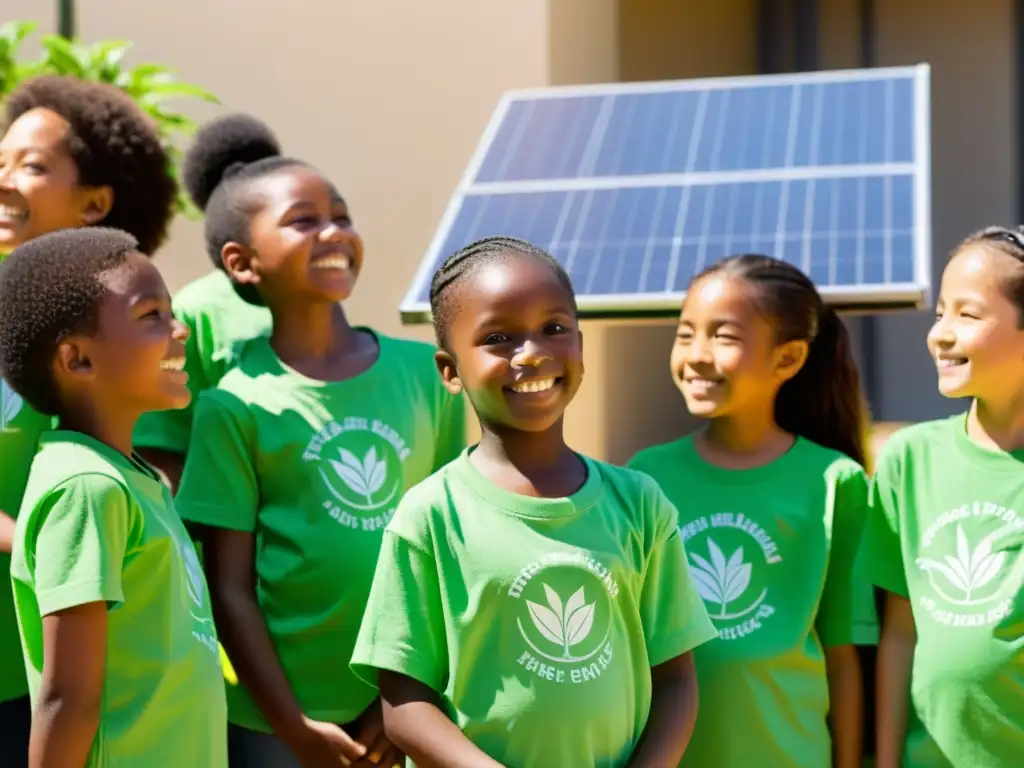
[{"left": 5, "top": 0, "right": 1018, "bottom": 461}]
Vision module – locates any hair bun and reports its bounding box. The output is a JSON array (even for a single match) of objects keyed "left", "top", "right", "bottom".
[{"left": 183, "top": 113, "right": 282, "bottom": 211}]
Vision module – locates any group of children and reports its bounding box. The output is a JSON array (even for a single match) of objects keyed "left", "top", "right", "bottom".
[{"left": 0, "top": 73, "right": 1020, "bottom": 768}]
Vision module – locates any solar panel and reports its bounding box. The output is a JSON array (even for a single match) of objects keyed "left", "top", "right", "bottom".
[{"left": 401, "top": 65, "right": 931, "bottom": 323}]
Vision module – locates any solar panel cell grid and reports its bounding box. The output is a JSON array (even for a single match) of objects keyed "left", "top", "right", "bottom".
[{"left": 403, "top": 65, "right": 931, "bottom": 321}]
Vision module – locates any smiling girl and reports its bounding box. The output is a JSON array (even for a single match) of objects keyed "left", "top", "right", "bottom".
[
  {"left": 860, "top": 227, "right": 1024, "bottom": 768},
  {"left": 173, "top": 114, "right": 465, "bottom": 768},
  {"left": 352, "top": 236, "right": 716, "bottom": 768},
  {"left": 628, "top": 254, "right": 878, "bottom": 768}
]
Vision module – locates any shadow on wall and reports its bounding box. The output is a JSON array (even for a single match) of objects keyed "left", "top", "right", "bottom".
[{"left": 603, "top": 322, "right": 701, "bottom": 466}]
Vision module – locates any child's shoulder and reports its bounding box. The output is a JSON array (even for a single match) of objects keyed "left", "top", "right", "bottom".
[
  {"left": 23, "top": 438, "right": 132, "bottom": 513},
  {"left": 873, "top": 416, "right": 960, "bottom": 471},
  {"left": 626, "top": 436, "right": 690, "bottom": 474},
  {"left": 376, "top": 332, "right": 442, "bottom": 376}
]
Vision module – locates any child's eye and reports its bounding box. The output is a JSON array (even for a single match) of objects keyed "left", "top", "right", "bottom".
[
  {"left": 544, "top": 322, "right": 568, "bottom": 335},
  {"left": 483, "top": 333, "right": 508, "bottom": 345}
]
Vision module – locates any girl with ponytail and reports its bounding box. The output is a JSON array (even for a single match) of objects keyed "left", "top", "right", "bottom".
[{"left": 629, "top": 253, "right": 877, "bottom": 768}]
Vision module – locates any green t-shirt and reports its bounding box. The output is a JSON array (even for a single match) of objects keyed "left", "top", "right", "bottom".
[
  {"left": 628, "top": 435, "right": 879, "bottom": 768},
  {"left": 133, "top": 269, "right": 271, "bottom": 454},
  {"left": 351, "top": 450, "right": 718, "bottom": 768},
  {"left": 857, "top": 413, "right": 1024, "bottom": 767},
  {"left": 10, "top": 431, "right": 227, "bottom": 767},
  {"left": 0, "top": 377, "right": 52, "bottom": 704},
  {"left": 175, "top": 331, "right": 466, "bottom": 731}
]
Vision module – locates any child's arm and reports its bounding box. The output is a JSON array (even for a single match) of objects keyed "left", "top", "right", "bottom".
[
  {"left": 825, "top": 644, "right": 865, "bottom": 768},
  {"left": 625, "top": 653, "right": 699, "bottom": 768},
  {"left": 816, "top": 466, "right": 878, "bottom": 768},
  {"left": 30, "top": 602, "right": 107, "bottom": 768},
  {"left": 378, "top": 671, "right": 503, "bottom": 768},
  {"left": 204, "top": 525, "right": 368, "bottom": 765},
  {"left": 875, "top": 593, "right": 915, "bottom": 768},
  {"left": 23, "top": 475, "right": 135, "bottom": 767},
  {"left": 632, "top": 479, "right": 719, "bottom": 765}
]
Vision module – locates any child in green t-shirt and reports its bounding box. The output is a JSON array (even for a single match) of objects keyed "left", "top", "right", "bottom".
[
  {"left": 859, "top": 226, "right": 1024, "bottom": 768},
  {"left": 173, "top": 114, "right": 465, "bottom": 768},
  {"left": 132, "top": 119, "right": 278, "bottom": 492},
  {"left": 0, "top": 228, "right": 227, "bottom": 768},
  {"left": 351, "top": 236, "right": 718, "bottom": 767},
  {"left": 627, "top": 254, "right": 879, "bottom": 768},
  {"left": 0, "top": 74, "right": 177, "bottom": 767}
]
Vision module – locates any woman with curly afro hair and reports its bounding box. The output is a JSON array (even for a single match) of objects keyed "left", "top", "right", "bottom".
[{"left": 0, "top": 73, "right": 176, "bottom": 767}]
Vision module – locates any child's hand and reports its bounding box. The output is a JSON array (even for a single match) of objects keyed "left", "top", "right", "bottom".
[
  {"left": 353, "top": 700, "right": 404, "bottom": 767},
  {"left": 286, "top": 716, "right": 368, "bottom": 767}
]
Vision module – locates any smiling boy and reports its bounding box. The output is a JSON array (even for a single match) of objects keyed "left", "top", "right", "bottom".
[{"left": 0, "top": 228, "right": 227, "bottom": 767}]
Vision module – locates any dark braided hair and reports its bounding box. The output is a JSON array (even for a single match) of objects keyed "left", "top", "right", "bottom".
[
  {"left": 428, "top": 236, "right": 576, "bottom": 349},
  {"left": 183, "top": 113, "right": 308, "bottom": 306},
  {"left": 693, "top": 253, "right": 869, "bottom": 468},
  {"left": 950, "top": 225, "right": 1024, "bottom": 326}
]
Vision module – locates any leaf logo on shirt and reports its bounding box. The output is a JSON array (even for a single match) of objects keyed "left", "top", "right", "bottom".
[
  {"left": 918, "top": 525, "right": 1005, "bottom": 601},
  {"left": 329, "top": 447, "right": 387, "bottom": 505},
  {"left": 0, "top": 378, "right": 22, "bottom": 429},
  {"left": 690, "top": 539, "right": 752, "bottom": 618},
  {"left": 526, "top": 584, "right": 596, "bottom": 658}
]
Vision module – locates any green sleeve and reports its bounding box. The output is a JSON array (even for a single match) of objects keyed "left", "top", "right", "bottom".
[
  {"left": 433, "top": 390, "right": 467, "bottom": 471},
  {"left": 639, "top": 479, "right": 718, "bottom": 665},
  {"left": 856, "top": 447, "right": 909, "bottom": 598},
  {"left": 175, "top": 390, "right": 259, "bottom": 532},
  {"left": 351, "top": 525, "right": 448, "bottom": 692},
  {"left": 133, "top": 305, "right": 208, "bottom": 454},
  {"left": 29, "top": 474, "right": 137, "bottom": 616},
  {"left": 816, "top": 466, "right": 879, "bottom": 647}
]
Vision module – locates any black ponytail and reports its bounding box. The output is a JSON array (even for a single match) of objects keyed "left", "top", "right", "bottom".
[
  {"left": 695, "top": 254, "right": 870, "bottom": 469},
  {"left": 775, "top": 306, "right": 869, "bottom": 469}
]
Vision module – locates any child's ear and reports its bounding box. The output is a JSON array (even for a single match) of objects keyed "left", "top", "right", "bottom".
[
  {"left": 775, "top": 339, "right": 809, "bottom": 382},
  {"left": 80, "top": 186, "right": 114, "bottom": 226},
  {"left": 54, "top": 338, "right": 96, "bottom": 383},
  {"left": 221, "top": 242, "right": 259, "bottom": 286},
  {"left": 435, "top": 349, "right": 463, "bottom": 395}
]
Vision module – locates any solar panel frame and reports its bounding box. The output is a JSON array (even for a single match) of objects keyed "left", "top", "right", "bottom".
[{"left": 400, "top": 64, "right": 931, "bottom": 324}]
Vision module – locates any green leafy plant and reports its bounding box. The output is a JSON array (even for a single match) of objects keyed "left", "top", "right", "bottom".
[{"left": 0, "top": 19, "right": 219, "bottom": 218}]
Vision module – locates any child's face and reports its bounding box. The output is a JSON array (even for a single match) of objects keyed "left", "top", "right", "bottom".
[
  {"left": 927, "top": 245, "right": 1024, "bottom": 401},
  {"left": 671, "top": 274, "right": 806, "bottom": 420},
  {"left": 0, "top": 108, "right": 110, "bottom": 251},
  {"left": 225, "top": 166, "right": 363, "bottom": 307},
  {"left": 58, "top": 253, "right": 191, "bottom": 416},
  {"left": 438, "top": 256, "right": 583, "bottom": 434}
]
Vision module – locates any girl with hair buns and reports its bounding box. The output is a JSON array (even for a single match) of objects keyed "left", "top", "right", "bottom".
[{"left": 173, "top": 113, "right": 465, "bottom": 768}]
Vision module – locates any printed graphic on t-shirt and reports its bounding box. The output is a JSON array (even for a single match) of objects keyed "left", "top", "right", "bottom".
[
  {"left": 156, "top": 514, "right": 219, "bottom": 655},
  {"left": 509, "top": 552, "right": 619, "bottom": 686},
  {"left": 914, "top": 501, "right": 1023, "bottom": 629},
  {"left": 1, "top": 378, "right": 23, "bottom": 430},
  {"left": 681, "top": 512, "right": 782, "bottom": 641},
  {"left": 302, "top": 416, "right": 411, "bottom": 534}
]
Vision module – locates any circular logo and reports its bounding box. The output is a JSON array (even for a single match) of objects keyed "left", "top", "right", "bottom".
[
  {"left": 913, "top": 502, "right": 1023, "bottom": 630},
  {"left": 303, "top": 416, "right": 411, "bottom": 532},
  {"left": 682, "top": 512, "right": 782, "bottom": 640},
  {"left": 509, "top": 553, "right": 619, "bottom": 686},
  {"left": 1, "top": 378, "right": 23, "bottom": 429}
]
